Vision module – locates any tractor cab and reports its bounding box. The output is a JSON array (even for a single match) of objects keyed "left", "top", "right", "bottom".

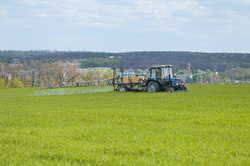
[
  {"left": 149, "top": 65, "right": 173, "bottom": 80},
  {"left": 148, "top": 65, "right": 177, "bottom": 87},
  {"left": 146, "top": 65, "right": 186, "bottom": 92}
]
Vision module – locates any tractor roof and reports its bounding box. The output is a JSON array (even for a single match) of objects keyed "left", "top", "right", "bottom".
[{"left": 150, "top": 65, "right": 172, "bottom": 69}]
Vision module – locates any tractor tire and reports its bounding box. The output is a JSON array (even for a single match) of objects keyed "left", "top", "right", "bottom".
[
  {"left": 182, "top": 86, "right": 187, "bottom": 91},
  {"left": 118, "top": 86, "right": 126, "bottom": 92},
  {"left": 147, "top": 81, "right": 160, "bottom": 92},
  {"left": 166, "top": 87, "right": 175, "bottom": 93}
]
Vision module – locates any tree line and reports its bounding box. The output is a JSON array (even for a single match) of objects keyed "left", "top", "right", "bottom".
[
  {"left": 1, "top": 51, "right": 250, "bottom": 72},
  {"left": 0, "top": 62, "right": 113, "bottom": 88}
]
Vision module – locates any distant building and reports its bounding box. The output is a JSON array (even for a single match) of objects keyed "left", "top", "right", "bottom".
[
  {"left": 187, "top": 62, "right": 191, "bottom": 72},
  {"left": 79, "top": 67, "right": 112, "bottom": 71}
]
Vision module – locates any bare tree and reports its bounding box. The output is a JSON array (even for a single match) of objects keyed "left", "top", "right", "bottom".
[{"left": 52, "top": 62, "right": 80, "bottom": 87}]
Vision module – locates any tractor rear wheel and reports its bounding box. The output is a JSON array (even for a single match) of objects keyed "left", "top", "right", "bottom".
[{"left": 147, "top": 81, "right": 160, "bottom": 92}]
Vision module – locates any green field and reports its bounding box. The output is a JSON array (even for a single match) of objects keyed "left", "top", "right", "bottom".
[{"left": 0, "top": 85, "right": 250, "bottom": 166}]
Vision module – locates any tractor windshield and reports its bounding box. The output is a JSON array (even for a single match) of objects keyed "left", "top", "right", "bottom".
[
  {"left": 162, "top": 67, "right": 173, "bottom": 79},
  {"left": 150, "top": 68, "right": 161, "bottom": 79}
]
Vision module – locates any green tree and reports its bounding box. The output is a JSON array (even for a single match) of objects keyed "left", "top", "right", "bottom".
[
  {"left": 80, "top": 58, "right": 120, "bottom": 68},
  {"left": 10, "top": 79, "right": 25, "bottom": 88},
  {"left": 0, "top": 78, "right": 5, "bottom": 88}
]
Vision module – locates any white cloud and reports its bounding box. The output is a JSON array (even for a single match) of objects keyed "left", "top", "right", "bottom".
[
  {"left": 240, "top": 0, "right": 250, "bottom": 4},
  {"left": 0, "top": 8, "right": 8, "bottom": 17},
  {"left": 19, "top": 0, "right": 209, "bottom": 29},
  {"left": 10, "top": 0, "right": 250, "bottom": 35},
  {"left": 133, "top": 0, "right": 208, "bottom": 18},
  {"left": 20, "top": 0, "right": 131, "bottom": 27}
]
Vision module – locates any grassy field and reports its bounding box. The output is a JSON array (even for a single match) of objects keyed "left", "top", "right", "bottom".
[{"left": 0, "top": 85, "right": 250, "bottom": 166}]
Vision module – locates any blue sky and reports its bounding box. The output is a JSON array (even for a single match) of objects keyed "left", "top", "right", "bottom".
[{"left": 0, "top": 0, "right": 250, "bottom": 52}]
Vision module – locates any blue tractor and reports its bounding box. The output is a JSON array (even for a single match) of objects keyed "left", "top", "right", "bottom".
[{"left": 112, "top": 65, "right": 187, "bottom": 92}]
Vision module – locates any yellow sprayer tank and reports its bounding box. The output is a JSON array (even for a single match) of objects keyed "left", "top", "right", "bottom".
[{"left": 122, "top": 76, "right": 145, "bottom": 84}]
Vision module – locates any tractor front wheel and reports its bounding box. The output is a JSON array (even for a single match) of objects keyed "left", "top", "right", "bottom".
[
  {"left": 166, "top": 87, "right": 175, "bottom": 93},
  {"left": 118, "top": 86, "right": 126, "bottom": 92},
  {"left": 147, "top": 81, "right": 160, "bottom": 92}
]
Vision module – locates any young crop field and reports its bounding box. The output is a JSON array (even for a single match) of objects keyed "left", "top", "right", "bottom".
[{"left": 0, "top": 85, "right": 250, "bottom": 166}]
